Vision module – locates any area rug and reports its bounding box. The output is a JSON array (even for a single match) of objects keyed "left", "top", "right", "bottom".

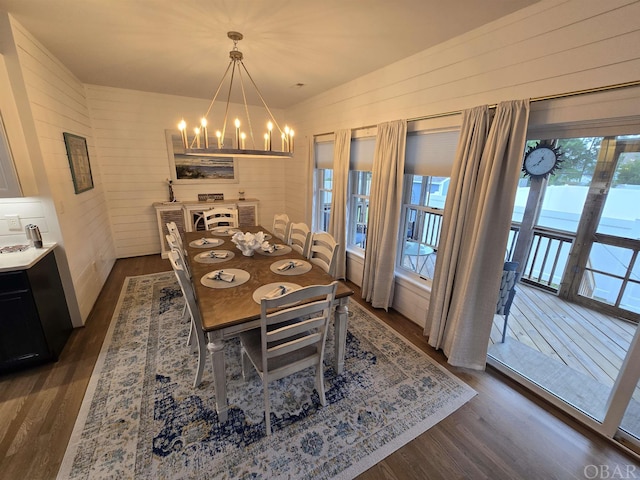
[{"left": 58, "top": 272, "right": 476, "bottom": 479}]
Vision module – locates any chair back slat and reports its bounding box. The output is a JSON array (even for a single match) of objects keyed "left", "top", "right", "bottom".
[
  {"left": 308, "top": 232, "right": 339, "bottom": 277},
  {"left": 266, "top": 332, "right": 322, "bottom": 359},
  {"left": 272, "top": 213, "right": 290, "bottom": 241},
  {"left": 204, "top": 207, "right": 239, "bottom": 229},
  {"left": 266, "top": 315, "right": 327, "bottom": 343},
  {"left": 287, "top": 222, "right": 311, "bottom": 257}
]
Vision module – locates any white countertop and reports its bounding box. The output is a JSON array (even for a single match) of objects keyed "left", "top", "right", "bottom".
[{"left": 0, "top": 243, "right": 57, "bottom": 273}]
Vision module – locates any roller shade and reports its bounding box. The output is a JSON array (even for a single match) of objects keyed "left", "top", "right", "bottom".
[
  {"left": 314, "top": 140, "right": 334, "bottom": 169},
  {"left": 350, "top": 137, "right": 376, "bottom": 171},
  {"left": 405, "top": 130, "right": 459, "bottom": 177}
]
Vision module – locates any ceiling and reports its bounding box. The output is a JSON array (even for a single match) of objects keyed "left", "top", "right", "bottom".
[{"left": 0, "top": 0, "right": 540, "bottom": 109}]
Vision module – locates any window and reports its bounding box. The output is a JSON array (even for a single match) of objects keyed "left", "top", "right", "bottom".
[
  {"left": 398, "top": 175, "right": 448, "bottom": 278},
  {"left": 315, "top": 169, "right": 332, "bottom": 232},
  {"left": 348, "top": 171, "right": 371, "bottom": 250},
  {"left": 313, "top": 139, "right": 334, "bottom": 232}
]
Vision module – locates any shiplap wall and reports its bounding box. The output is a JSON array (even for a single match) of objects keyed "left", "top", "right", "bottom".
[
  {"left": 2, "top": 0, "right": 639, "bottom": 328},
  {"left": 283, "top": 0, "right": 640, "bottom": 326},
  {"left": 6, "top": 15, "right": 114, "bottom": 324},
  {"left": 85, "top": 85, "right": 292, "bottom": 258}
]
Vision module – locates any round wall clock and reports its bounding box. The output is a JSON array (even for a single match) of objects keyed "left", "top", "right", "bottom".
[{"left": 522, "top": 141, "right": 563, "bottom": 179}]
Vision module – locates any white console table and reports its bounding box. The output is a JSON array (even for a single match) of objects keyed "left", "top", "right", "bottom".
[{"left": 153, "top": 199, "right": 259, "bottom": 258}]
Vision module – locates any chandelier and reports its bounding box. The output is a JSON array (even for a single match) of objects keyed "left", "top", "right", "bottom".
[{"left": 177, "top": 31, "right": 294, "bottom": 159}]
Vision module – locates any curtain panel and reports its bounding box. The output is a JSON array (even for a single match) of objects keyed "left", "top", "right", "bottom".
[
  {"left": 361, "top": 120, "right": 407, "bottom": 309},
  {"left": 426, "top": 100, "right": 530, "bottom": 370},
  {"left": 328, "top": 129, "right": 351, "bottom": 280}
]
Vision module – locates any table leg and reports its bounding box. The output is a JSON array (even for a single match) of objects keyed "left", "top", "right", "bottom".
[
  {"left": 334, "top": 299, "right": 349, "bottom": 374},
  {"left": 206, "top": 331, "right": 228, "bottom": 423}
]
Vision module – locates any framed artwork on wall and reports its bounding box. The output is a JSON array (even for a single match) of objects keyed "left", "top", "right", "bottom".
[
  {"left": 63, "top": 132, "right": 94, "bottom": 194},
  {"left": 165, "top": 130, "right": 238, "bottom": 184}
]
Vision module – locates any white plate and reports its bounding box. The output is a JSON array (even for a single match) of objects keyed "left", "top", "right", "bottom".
[
  {"left": 270, "top": 259, "right": 312, "bottom": 276},
  {"left": 189, "top": 237, "right": 224, "bottom": 248},
  {"left": 210, "top": 227, "right": 241, "bottom": 236},
  {"left": 255, "top": 244, "right": 292, "bottom": 256},
  {"left": 252, "top": 282, "right": 302, "bottom": 304},
  {"left": 194, "top": 250, "right": 235, "bottom": 264},
  {"left": 200, "top": 268, "right": 250, "bottom": 289}
]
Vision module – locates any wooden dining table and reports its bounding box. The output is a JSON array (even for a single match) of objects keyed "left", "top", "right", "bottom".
[{"left": 183, "top": 226, "right": 354, "bottom": 423}]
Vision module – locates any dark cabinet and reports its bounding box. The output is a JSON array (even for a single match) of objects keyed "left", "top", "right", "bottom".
[{"left": 0, "top": 249, "right": 72, "bottom": 373}]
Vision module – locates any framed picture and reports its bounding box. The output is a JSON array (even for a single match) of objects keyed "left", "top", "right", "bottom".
[
  {"left": 165, "top": 130, "right": 238, "bottom": 184},
  {"left": 63, "top": 132, "right": 94, "bottom": 194}
]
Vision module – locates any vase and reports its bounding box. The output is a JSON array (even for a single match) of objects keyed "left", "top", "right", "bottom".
[{"left": 238, "top": 246, "right": 255, "bottom": 256}]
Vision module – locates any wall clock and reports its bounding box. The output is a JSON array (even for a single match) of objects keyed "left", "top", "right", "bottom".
[{"left": 522, "top": 141, "right": 563, "bottom": 179}]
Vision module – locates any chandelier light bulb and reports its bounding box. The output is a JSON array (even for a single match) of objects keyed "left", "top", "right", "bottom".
[{"left": 176, "top": 32, "right": 293, "bottom": 158}]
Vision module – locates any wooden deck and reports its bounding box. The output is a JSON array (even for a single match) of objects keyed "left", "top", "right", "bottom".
[{"left": 488, "top": 281, "right": 638, "bottom": 403}]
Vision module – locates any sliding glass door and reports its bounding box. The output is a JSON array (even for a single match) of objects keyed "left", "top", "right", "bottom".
[{"left": 488, "top": 133, "right": 640, "bottom": 452}]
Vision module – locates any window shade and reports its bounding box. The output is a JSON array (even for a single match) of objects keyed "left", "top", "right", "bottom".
[
  {"left": 405, "top": 130, "right": 459, "bottom": 177},
  {"left": 350, "top": 137, "right": 376, "bottom": 171},
  {"left": 314, "top": 140, "right": 334, "bottom": 169}
]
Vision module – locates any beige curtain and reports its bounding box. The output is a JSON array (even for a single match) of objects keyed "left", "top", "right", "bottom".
[
  {"left": 362, "top": 120, "right": 407, "bottom": 309},
  {"left": 328, "top": 129, "right": 351, "bottom": 280},
  {"left": 426, "top": 100, "right": 529, "bottom": 369}
]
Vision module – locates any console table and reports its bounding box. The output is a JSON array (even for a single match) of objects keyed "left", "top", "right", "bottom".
[{"left": 153, "top": 199, "right": 259, "bottom": 258}]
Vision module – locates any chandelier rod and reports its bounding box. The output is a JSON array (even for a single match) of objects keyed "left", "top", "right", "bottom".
[
  {"left": 239, "top": 60, "right": 285, "bottom": 137},
  {"left": 237, "top": 66, "right": 256, "bottom": 149},
  {"left": 203, "top": 60, "right": 233, "bottom": 120},
  {"left": 220, "top": 60, "right": 239, "bottom": 148}
]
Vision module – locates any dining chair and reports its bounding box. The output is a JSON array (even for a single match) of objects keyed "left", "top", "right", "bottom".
[
  {"left": 287, "top": 222, "right": 311, "bottom": 257},
  {"left": 167, "top": 250, "right": 208, "bottom": 388},
  {"left": 239, "top": 281, "right": 338, "bottom": 435},
  {"left": 272, "top": 213, "right": 290, "bottom": 241},
  {"left": 166, "top": 221, "right": 184, "bottom": 251},
  {"left": 203, "top": 206, "right": 239, "bottom": 229},
  {"left": 308, "top": 231, "right": 339, "bottom": 277},
  {"left": 166, "top": 233, "right": 190, "bottom": 279},
  {"left": 496, "top": 261, "right": 519, "bottom": 343}
]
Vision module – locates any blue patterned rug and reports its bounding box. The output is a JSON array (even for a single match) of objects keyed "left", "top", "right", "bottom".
[{"left": 58, "top": 272, "right": 475, "bottom": 479}]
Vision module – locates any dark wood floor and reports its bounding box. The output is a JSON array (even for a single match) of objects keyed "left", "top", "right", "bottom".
[{"left": 1, "top": 255, "right": 638, "bottom": 479}]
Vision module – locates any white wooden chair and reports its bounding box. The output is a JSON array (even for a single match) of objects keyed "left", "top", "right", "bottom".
[
  {"left": 166, "top": 233, "right": 190, "bottom": 277},
  {"left": 308, "top": 231, "right": 339, "bottom": 277},
  {"left": 167, "top": 250, "right": 208, "bottom": 388},
  {"left": 287, "top": 222, "right": 311, "bottom": 257},
  {"left": 239, "top": 281, "right": 338, "bottom": 435},
  {"left": 166, "top": 221, "right": 184, "bottom": 252},
  {"left": 272, "top": 213, "right": 290, "bottom": 241},
  {"left": 203, "top": 206, "right": 239, "bottom": 230}
]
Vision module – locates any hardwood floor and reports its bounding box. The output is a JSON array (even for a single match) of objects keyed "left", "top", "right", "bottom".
[{"left": 1, "top": 255, "right": 638, "bottom": 479}]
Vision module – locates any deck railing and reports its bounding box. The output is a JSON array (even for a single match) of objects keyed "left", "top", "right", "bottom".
[
  {"left": 399, "top": 206, "right": 576, "bottom": 292},
  {"left": 520, "top": 227, "right": 575, "bottom": 292}
]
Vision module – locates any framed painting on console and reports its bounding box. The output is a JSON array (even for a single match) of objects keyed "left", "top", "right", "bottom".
[{"left": 165, "top": 130, "right": 238, "bottom": 184}]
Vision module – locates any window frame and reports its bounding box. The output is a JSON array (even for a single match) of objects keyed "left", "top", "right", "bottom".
[
  {"left": 347, "top": 170, "right": 372, "bottom": 252},
  {"left": 314, "top": 168, "right": 333, "bottom": 233}
]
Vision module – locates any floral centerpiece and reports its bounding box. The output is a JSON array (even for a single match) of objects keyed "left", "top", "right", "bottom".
[{"left": 231, "top": 231, "right": 267, "bottom": 256}]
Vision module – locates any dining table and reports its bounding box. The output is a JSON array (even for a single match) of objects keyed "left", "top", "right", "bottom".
[{"left": 183, "top": 226, "right": 354, "bottom": 423}]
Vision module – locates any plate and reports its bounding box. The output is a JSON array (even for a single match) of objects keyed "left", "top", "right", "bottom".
[
  {"left": 255, "top": 244, "right": 292, "bottom": 256},
  {"left": 200, "top": 268, "right": 250, "bottom": 289},
  {"left": 189, "top": 237, "right": 224, "bottom": 248},
  {"left": 270, "top": 259, "right": 312, "bottom": 276},
  {"left": 194, "top": 250, "right": 235, "bottom": 264},
  {"left": 210, "top": 227, "right": 241, "bottom": 236},
  {"left": 252, "top": 282, "right": 302, "bottom": 304}
]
